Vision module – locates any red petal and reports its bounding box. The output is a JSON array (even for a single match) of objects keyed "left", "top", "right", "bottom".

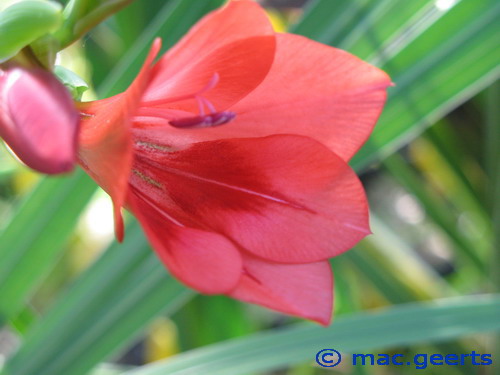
[
  {"left": 146, "top": 33, "right": 391, "bottom": 162},
  {"left": 230, "top": 254, "right": 333, "bottom": 325},
  {"left": 78, "top": 39, "right": 161, "bottom": 240},
  {"left": 147, "top": 0, "right": 273, "bottom": 95},
  {"left": 230, "top": 33, "right": 391, "bottom": 161},
  {"left": 128, "top": 187, "right": 243, "bottom": 294},
  {"left": 131, "top": 134, "right": 370, "bottom": 263},
  {"left": 143, "top": 35, "right": 276, "bottom": 114}
]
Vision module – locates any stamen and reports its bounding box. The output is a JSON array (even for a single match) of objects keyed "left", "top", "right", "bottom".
[
  {"left": 136, "top": 140, "right": 175, "bottom": 152},
  {"left": 195, "top": 96, "right": 206, "bottom": 116},
  {"left": 132, "top": 169, "right": 163, "bottom": 189},
  {"left": 142, "top": 73, "right": 220, "bottom": 107},
  {"left": 140, "top": 72, "right": 236, "bottom": 129},
  {"left": 198, "top": 96, "right": 216, "bottom": 114},
  {"left": 169, "top": 111, "right": 236, "bottom": 129}
]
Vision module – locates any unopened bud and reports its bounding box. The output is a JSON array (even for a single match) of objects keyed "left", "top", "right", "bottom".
[{"left": 0, "top": 66, "right": 80, "bottom": 174}]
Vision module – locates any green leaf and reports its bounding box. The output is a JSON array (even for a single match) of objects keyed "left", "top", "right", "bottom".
[
  {"left": 486, "top": 82, "right": 500, "bottom": 289},
  {"left": 4, "top": 221, "right": 193, "bottom": 375},
  {"left": 0, "top": 0, "right": 62, "bottom": 62},
  {"left": 485, "top": 82, "right": 500, "bottom": 362},
  {"left": 54, "top": 65, "right": 89, "bottom": 100},
  {"left": 289, "top": 0, "right": 372, "bottom": 40},
  {"left": 382, "top": 153, "right": 486, "bottom": 272},
  {"left": 0, "top": 170, "right": 95, "bottom": 319},
  {"left": 53, "top": 0, "right": 135, "bottom": 49},
  {"left": 357, "top": 214, "right": 456, "bottom": 296},
  {"left": 350, "top": 0, "right": 500, "bottom": 169},
  {"left": 9, "top": 306, "right": 38, "bottom": 336},
  {"left": 121, "top": 295, "right": 500, "bottom": 375},
  {"left": 98, "top": 0, "right": 224, "bottom": 97},
  {"left": 91, "top": 364, "right": 131, "bottom": 375}
]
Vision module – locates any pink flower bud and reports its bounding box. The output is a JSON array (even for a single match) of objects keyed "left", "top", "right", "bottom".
[{"left": 0, "top": 66, "right": 79, "bottom": 174}]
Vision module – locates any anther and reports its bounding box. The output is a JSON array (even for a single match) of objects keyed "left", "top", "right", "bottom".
[{"left": 169, "top": 111, "right": 236, "bottom": 128}]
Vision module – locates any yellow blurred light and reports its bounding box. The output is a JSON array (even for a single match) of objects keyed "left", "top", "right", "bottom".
[
  {"left": 12, "top": 168, "right": 39, "bottom": 194},
  {"left": 265, "top": 8, "right": 287, "bottom": 32},
  {"left": 145, "top": 318, "right": 179, "bottom": 363}
]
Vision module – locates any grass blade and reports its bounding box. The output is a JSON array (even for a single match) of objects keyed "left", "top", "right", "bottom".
[
  {"left": 122, "top": 295, "right": 500, "bottom": 375},
  {"left": 0, "top": 171, "right": 95, "bottom": 319}
]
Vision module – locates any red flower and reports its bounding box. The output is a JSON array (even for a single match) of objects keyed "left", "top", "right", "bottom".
[
  {"left": 0, "top": 66, "right": 79, "bottom": 174},
  {"left": 78, "top": 0, "right": 391, "bottom": 325}
]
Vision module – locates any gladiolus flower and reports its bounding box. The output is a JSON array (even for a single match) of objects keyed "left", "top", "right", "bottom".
[
  {"left": 0, "top": 65, "right": 79, "bottom": 174},
  {"left": 78, "top": 0, "right": 391, "bottom": 325}
]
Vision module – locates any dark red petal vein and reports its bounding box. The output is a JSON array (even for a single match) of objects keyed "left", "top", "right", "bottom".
[{"left": 130, "top": 134, "right": 370, "bottom": 263}]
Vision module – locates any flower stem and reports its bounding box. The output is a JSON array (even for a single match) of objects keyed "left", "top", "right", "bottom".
[{"left": 53, "top": 0, "right": 135, "bottom": 50}]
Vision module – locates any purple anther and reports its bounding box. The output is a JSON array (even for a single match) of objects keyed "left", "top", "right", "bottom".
[{"left": 169, "top": 111, "right": 236, "bottom": 129}]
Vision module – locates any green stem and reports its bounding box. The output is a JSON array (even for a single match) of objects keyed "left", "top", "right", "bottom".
[{"left": 53, "top": 0, "right": 135, "bottom": 49}]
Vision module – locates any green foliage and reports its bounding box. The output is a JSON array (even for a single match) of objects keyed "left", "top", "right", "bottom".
[
  {"left": 0, "top": 1, "right": 62, "bottom": 62},
  {"left": 122, "top": 295, "right": 500, "bottom": 375},
  {"left": 4, "top": 222, "right": 192, "bottom": 375},
  {"left": 0, "top": 171, "right": 95, "bottom": 320},
  {"left": 0, "top": 0, "right": 498, "bottom": 374},
  {"left": 53, "top": 0, "right": 135, "bottom": 49},
  {"left": 54, "top": 65, "right": 89, "bottom": 100}
]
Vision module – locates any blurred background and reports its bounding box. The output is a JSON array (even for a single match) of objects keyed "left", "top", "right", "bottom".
[{"left": 0, "top": 0, "right": 499, "bottom": 374}]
